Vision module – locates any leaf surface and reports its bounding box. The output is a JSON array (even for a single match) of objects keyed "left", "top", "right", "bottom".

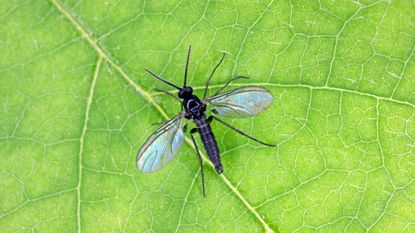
[{"left": 1, "top": 1, "right": 415, "bottom": 232}]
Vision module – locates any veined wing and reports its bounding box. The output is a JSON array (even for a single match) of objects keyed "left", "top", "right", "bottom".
[
  {"left": 204, "top": 86, "right": 273, "bottom": 118},
  {"left": 137, "top": 112, "right": 185, "bottom": 173}
]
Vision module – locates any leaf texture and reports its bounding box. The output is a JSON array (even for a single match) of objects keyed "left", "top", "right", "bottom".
[{"left": 1, "top": 1, "right": 415, "bottom": 232}]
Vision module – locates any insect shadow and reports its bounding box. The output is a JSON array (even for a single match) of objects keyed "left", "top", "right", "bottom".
[{"left": 137, "top": 45, "right": 275, "bottom": 196}]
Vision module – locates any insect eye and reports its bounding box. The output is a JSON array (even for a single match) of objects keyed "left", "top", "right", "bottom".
[
  {"left": 185, "top": 87, "right": 193, "bottom": 93},
  {"left": 178, "top": 87, "right": 193, "bottom": 99}
]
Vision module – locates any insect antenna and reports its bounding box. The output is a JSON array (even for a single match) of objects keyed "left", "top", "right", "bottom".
[
  {"left": 145, "top": 69, "right": 181, "bottom": 90},
  {"left": 183, "top": 45, "right": 191, "bottom": 87}
]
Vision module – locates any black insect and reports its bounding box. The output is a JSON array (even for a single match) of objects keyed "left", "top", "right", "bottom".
[{"left": 137, "top": 46, "right": 275, "bottom": 196}]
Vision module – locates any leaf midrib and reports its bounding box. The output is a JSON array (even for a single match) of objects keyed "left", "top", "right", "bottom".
[{"left": 49, "top": 0, "right": 276, "bottom": 232}]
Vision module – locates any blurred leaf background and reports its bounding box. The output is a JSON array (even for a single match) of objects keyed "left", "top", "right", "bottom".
[{"left": 1, "top": 0, "right": 415, "bottom": 232}]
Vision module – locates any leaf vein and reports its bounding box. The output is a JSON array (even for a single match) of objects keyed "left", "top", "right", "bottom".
[
  {"left": 49, "top": 1, "right": 274, "bottom": 231},
  {"left": 162, "top": 82, "right": 415, "bottom": 109},
  {"left": 76, "top": 57, "right": 103, "bottom": 232}
]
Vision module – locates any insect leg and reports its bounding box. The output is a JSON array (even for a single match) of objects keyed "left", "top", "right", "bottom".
[
  {"left": 210, "top": 76, "right": 249, "bottom": 97},
  {"left": 202, "top": 53, "right": 226, "bottom": 99},
  {"left": 208, "top": 115, "right": 276, "bottom": 147},
  {"left": 208, "top": 109, "right": 219, "bottom": 115},
  {"left": 190, "top": 128, "right": 206, "bottom": 197}
]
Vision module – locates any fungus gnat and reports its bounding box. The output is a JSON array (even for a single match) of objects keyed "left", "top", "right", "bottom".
[{"left": 136, "top": 46, "right": 275, "bottom": 196}]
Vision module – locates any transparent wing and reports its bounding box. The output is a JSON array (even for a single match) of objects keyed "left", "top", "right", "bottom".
[
  {"left": 204, "top": 86, "right": 273, "bottom": 118},
  {"left": 136, "top": 112, "right": 185, "bottom": 173}
]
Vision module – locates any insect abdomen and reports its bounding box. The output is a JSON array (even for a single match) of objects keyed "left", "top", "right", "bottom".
[{"left": 195, "top": 115, "right": 222, "bottom": 174}]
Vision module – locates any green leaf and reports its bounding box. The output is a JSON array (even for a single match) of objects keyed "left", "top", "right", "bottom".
[{"left": 1, "top": 0, "right": 415, "bottom": 232}]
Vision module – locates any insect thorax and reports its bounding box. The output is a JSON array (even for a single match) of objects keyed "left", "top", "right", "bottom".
[{"left": 183, "top": 95, "right": 206, "bottom": 119}]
